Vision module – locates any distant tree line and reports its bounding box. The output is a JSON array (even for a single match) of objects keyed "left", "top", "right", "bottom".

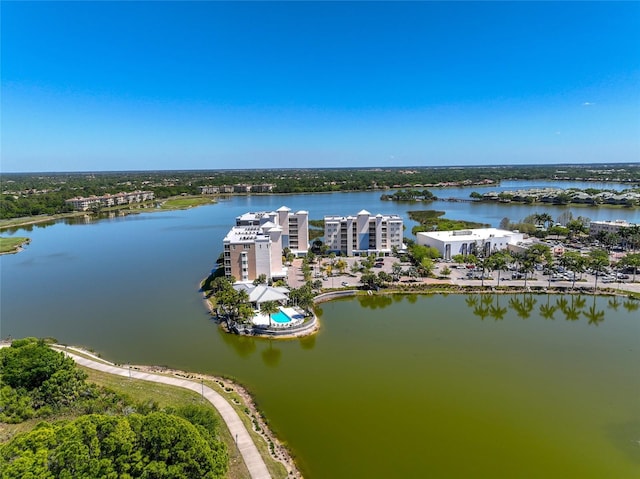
[{"left": 3, "top": 164, "right": 638, "bottom": 219}]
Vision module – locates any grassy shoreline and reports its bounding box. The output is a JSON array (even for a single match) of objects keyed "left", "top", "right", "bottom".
[
  {"left": 0, "top": 236, "right": 30, "bottom": 255},
  {"left": 0, "top": 195, "right": 215, "bottom": 232}
]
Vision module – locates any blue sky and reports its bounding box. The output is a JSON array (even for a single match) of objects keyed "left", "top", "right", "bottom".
[{"left": 2, "top": 1, "right": 639, "bottom": 172}]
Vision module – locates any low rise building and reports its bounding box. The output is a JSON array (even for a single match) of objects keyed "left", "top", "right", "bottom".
[
  {"left": 199, "top": 186, "right": 219, "bottom": 194},
  {"left": 417, "top": 228, "right": 524, "bottom": 260},
  {"left": 65, "top": 191, "right": 154, "bottom": 211},
  {"left": 589, "top": 220, "right": 637, "bottom": 236},
  {"left": 324, "top": 210, "right": 404, "bottom": 256}
]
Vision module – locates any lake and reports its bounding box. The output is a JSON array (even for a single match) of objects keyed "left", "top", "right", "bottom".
[{"left": 1, "top": 185, "right": 639, "bottom": 477}]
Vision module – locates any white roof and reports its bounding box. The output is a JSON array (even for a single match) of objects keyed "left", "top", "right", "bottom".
[
  {"left": 418, "top": 228, "right": 521, "bottom": 241},
  {"left": 233, "top": 284, "right": 289, "bottom": 304}
]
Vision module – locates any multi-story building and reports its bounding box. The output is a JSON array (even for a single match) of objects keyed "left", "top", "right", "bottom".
[
  {"left": 223, "top": 206, "right": 309, "bottom": 282},
  {"left": 416, "top": 228, "right": 524, "bottom": 260},
  {"left": 235, "top": 207, "right": 309, "bottom": 257},
  {"left": 65, "top": 191, "right": 154, "bottom": 211},
  {"left": 324, "top": 210, "right": 404, "bottom": 256},
  {"left": 199, "top": 186, "right": 219, "bottom": 194},
  {"left": 223, "top": 223, "right": 285, "bottom": 283},
  {"left": 589, "top": 220, "right": 637, "bottom": 236}
]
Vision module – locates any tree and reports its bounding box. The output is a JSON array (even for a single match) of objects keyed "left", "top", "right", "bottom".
[
  {"left": 588, "top": 249, "right": 610, "bottom": 292},
  {"left": 419, "top": 257, "right": 434, "bottom": 277},
  {"left": 391, "top": 262, "right": 403, "bottom": 281},
  {"left": 566, "top": 219, "right": 586, "bottom": 240},
  {"left": 618, "top": 252, "right": 640, "bottom": 282},
  {"left": 289, "top": 284, "right": 314, "bottom": 310},
  {"left": 524, "top": 244, "right": 552, "bottom": 287},
  {"left": 558, "top": 251, "right": 586, "bottom": 289},
  {"left": 0, "top": 412, "right": 228, "bottom": 479},
  {"left": 260, "top": 301, "right": 280, "bottom": 328},
  {"left": 378, "top": 271, "right": 393, "bottom": 283},
  {"left": 253, "top": 274, "right": 267, "bottom": 286},
  {"left": 487, "top": 250, "right": 512, "bottom": 287},
  {"left": 360, "top": 272, "right": 382, "bottom": 290}
]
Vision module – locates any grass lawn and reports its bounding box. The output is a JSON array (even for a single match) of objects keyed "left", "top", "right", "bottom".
[
  {"left": 0, "top": 236, "right": 29, "bottom": 254},
  {"left": 160, "top": 196, "right": 214, "bottom": 209}
]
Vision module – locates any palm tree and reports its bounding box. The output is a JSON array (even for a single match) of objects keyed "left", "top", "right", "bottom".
[
  {"left": 488, "top": 250, "right": 512, "bottom": 287},
  {"left": 618, "top": 252, "right": 640, "bottom": 282},
  {"left": 559, "top": 251, "right": 586, "bottom": 289},
  {"left": 391, "top": 262, "right": 403, "bottom": 282},
  {"left": 260, "top": 301, "right": 281, "bottom": 328},
  {"left": 588, "top": 249, "right": 610, "bottom": 292},
  {"left": 626, "top": 225, "right": 640, "bottom": 252},
  {"left": 540, "top": 212, "right": 553, "bottom": 229}
]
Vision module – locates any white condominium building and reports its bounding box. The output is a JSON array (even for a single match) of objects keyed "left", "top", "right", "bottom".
[
  {"left": 223, "top": 206, "right": 309, "bottom": 282},
  {"left": 235, "top": 206, "right": 309, "bottom": 256},
  {"left": 416, "top": 228, "right": 524, "bottom": 260},
  {"left": 223, "top": 223, "right": 285, "bottom": 283},
  {"left": 65, "top": 191, "right": 155, "bottom": 211},
  {"left": 589, "top": 220, "right": 637, "bottom": 236},
  {"left": 324, "top": 210, "right": 404, "bottom": 256}
]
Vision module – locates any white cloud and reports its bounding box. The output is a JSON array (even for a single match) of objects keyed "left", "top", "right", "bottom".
[{"left": 582, "top": 102, "right": 595, "bottom": 106}]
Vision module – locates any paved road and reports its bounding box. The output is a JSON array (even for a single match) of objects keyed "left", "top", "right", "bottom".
[{"left": 47, "top": 346, "right": 273, "bottom": 479}]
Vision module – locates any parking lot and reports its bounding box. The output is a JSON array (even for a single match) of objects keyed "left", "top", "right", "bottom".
[{"left": 287, "top": 256, "right": 640, "bottom": 295}]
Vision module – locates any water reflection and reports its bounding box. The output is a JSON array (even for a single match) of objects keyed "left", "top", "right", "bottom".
[
  {"left": 218, "top": 328, "right": 257, "bottom": 358},
  {"left": 584, "top": 297, "right": 605, "bottom": 326},
  {"left": 261, "top": 341, "right": 282, "bottom": 367},
  {"left": 509, "top": 295, "right": 537, "bottom": 320},
  {"left": 348, "top": 292, "right": 630, "bottom": 326},
  {"left": 299, "top": 334, "right": 316, "bottom": 350},
  {"left": 539, "top": 296, "right": 557, "bottom": 320},
  {"left": 623, "top": 299, "right": 639, "bottom": 312},
  {"left": 357, "top": 294, "right": 393, "bottom": 309},
  {"left": 489, "top": 296, "right": 508, "bottom": 321}
]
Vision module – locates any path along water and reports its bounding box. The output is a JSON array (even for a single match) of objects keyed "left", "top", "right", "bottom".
[{"left": 0, "top": 343, "right": 272, "bottom": 479}]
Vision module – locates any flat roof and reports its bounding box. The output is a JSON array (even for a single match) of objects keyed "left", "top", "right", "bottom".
[{"left": 418, "top": 228, "right": 521, "bottom": 241}]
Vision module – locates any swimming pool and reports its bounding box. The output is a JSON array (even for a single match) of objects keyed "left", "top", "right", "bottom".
[{"left": 271, "top": 310, "right": 292, "bottom": 324}]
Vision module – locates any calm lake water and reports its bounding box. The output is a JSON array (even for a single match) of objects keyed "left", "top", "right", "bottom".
[{"left": 1, "top": 184, "right": 639, "bottom": 477}]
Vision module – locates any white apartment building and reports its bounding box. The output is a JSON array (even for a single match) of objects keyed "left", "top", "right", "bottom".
[
  {"left": 65, "top": 191, "right": 155, "bottom": 211},
  {"left": 223, "top": 223, "right": 285, "bottom": 283},
  {"left": 417, "top": 228, "right": 524, "bottom": 260},
  {"left": 589, "top": 220, "right": 637, "bottom": 236},
  {"left": 223, "top": 206, "right": 309, "bottom": 283},
  {"left": 324, "top": 210, "right": 404, "bottom": 256},
  {"left": 235, "top": 206, "right": 309, "bottom": 256}
]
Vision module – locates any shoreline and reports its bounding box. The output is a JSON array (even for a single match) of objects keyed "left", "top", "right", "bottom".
[
  {"left": 48, "top": 343, "right": 302, "bottom": 479},
  {"left": 0, "top": 195, "right": 214, "bottom": 232},
  {"left": 120, "top": 361, "right": 302, "bottom": 478},
  {"left": 201, "top": 285, "right": 321, "bottom": 339}
]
